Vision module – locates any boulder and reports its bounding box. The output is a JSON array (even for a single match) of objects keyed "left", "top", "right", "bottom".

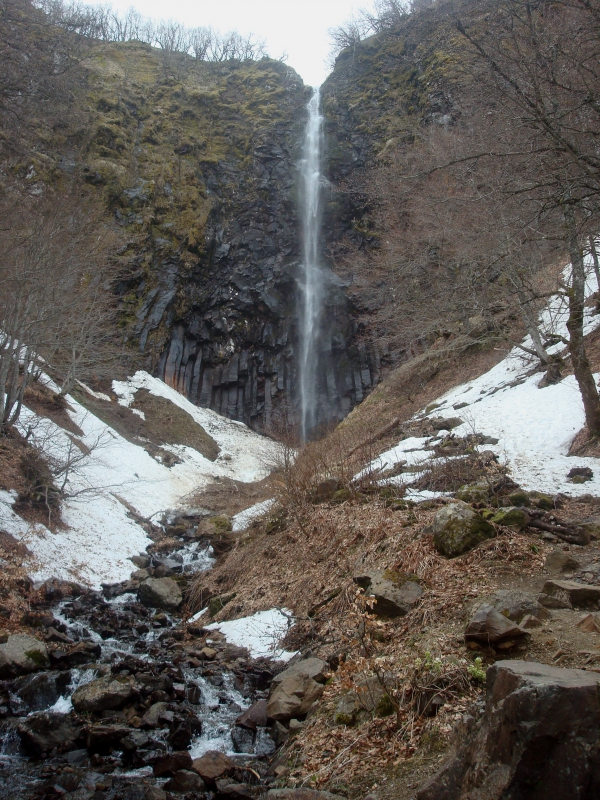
[
  {"left": 217, "top": 784, "right": 261, "bottom": 800},
  {"left": 71, "top": 674, "right": 138, "bottom": 713},
  {"left": 353, "top": 570, "right": 423, "bottom": 617},
  {"left": 544, "top": 549, "right": 580, "bottom": 573},
  {"left": 267, "top": 791, "right": 345, "bottom": 800},
  {"left": 231, "top": 725, "right": 255, "bottom": 753},
  {"left": 417, "top": 660, "right": 600, "bottom": 799},
  {"left": 578, "top": 516, "right": 600, "bottom": 540},
  {"left": 191, "top": 750, "right": 235, "bottom": 784},
  {"left": 49, "top": 640, "right": 102, "bottom": 668},
  {"left": 165, "top": 770, "right": 207, "bottom": 793},
  {"left": 0, "top": 634, "right": 49, "bottom": 678},
  {"left": 487, "top": 589, "right": 550, "bottom": 623},
  {"left": 10, "top": 669, "right": 71, "bottom": 712},
  {"left": 138, "top": 577, "right": 182, "bottom": 612},
  {"left": 455, "top": 482, "right": 493, "bottom": 504},
  {"left": 86, "top": 723, "right": 132, "bottom": 753},
  {"left": 490, "top": 507, "right": 531, "bottom": 529},
  {"left": 334, "top": 675, "right": 391, "bottom": 726},
  {"left": 236, "top": 698, "right": 268, "bottom": 731},
  {"left": 430, "top": 416, "right": 463, "bottom": 430},
  {"left": 542, "top": 578, "right": 600, "bottom": 608},
  {"left": 141, "top": 701, "right": 169, "bottom": 728},
  {"left": 266, "top": 673, "right": 324, "bottom": 721},
  {"left": 272, "top": 658, "right": 328, "bottom": 687},
  {"left": 208, "top": 592, "right": 236, "bottom": 617},
  {"left": 17, "top": 711, "right": 82, "bottom": 755},
  {"left": 464, "top": 603, "right": 529, "bottom": 646},
  {"left": 432, "top": 502, "right": 495, "bottom": 557},
  {"left": 153, "top": 750, "right": 193, "bottom": 777}
]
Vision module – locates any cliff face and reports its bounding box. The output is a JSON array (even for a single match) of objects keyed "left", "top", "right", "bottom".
[{"left": 66, "top": 42, "right": 376, "bottom": 433}]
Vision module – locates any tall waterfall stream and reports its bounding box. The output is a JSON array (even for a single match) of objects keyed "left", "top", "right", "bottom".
[{"left": 298, "top": 88, "right": 324, "bottom": 440}]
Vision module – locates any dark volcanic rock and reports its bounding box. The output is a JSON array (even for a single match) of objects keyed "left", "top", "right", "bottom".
[
  {"left": 17, "top": 711, "right": 82, "bottom": 755},
  {"left": 153, "top": 750, "right": 193, "bottom": 777},
  {"left": 417, "top": 660, "right": 600, "bottom": 799},
  {"left": 9, "top": 670, "right": 71, "bottom": 712}
]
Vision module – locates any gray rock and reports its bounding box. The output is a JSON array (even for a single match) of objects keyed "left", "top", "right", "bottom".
[
  {"left": 272, "top": 658, "right": 328, "bottom": 687},
  {"left": 545, "top": 550, "right": 581, "bottom": 573},
  {"left": 267, "top": 791, "right": 345, "bottom": 800},
  {"left": 71, "top": 674, "right": 138, "bottom": 713},
  {"left": 417, "top": 660, "right": 600, "bottom": 799},
  {"left": 138, "top": 577, "right": 182, "bottom": 611},
  {"left": 142, "top": 701, "right": 170, "bottom": 728},
  {"left": 465, "top": 603, "right": 529, "bottom": 646},
  {"left": 165, "top": 770, "right": 207, "bottom": 793},
  {"left": 17, "top": 711, "right": 82, "bottom": 755},
  {"left": 130, "top": 554, "right": 151, "bottom": 568},
  {"left": 432, "top": 501, "right": 495, "bottom": 557},
  {"left": 266, "top": 673, "right": 324, "bottom": 721},
  {"left": 0, "top": 634, "right": 49, "bottom": 679},
  {"left": 353, "top": 570, "right": 423, "bottom": 617},
  {"left": 430, "top": 416, "right": 463, "bottom": 430},
  {"left": 488, "top": 589, "right": 550, "bottom": 623},
  {"left": 542, "top": 578, "right": 600, "bottom": 608},
  {"left": 334, "top": 675, "right": 391, "bottom": 726}
]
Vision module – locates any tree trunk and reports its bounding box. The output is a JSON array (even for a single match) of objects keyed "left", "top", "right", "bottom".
[
  {"left": 564, "top": 205, "right": 600, "bottom": 437},
  {"left": 589, "top": 236, "right": 600, "bottom": 291}
]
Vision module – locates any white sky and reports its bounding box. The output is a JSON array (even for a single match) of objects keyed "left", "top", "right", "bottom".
[{"left": 104, "top": 0, "right": 372, "bottom": 86}]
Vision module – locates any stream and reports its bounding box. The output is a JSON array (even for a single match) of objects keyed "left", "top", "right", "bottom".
[{"left": 0, "top": 528, "right": 284, "bottom": 800}]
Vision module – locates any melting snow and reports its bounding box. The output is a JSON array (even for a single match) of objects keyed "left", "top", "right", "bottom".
[
  {"left": 3, "top": 371, "right": 281, "bottom": 589},
  {"left": 361, "top": 263, "right": 600, "bottom": 499},
  {"left": 205, "top": 608, "right": 297, "bottom": 661},
  {"left": 231, "top": 499, "right": 276, "bottom": 532}
]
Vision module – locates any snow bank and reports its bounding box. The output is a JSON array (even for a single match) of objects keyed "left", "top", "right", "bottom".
[
  {"left": 6, "top": 372, "right": 282, "bottom": 588},
  {"left": 205, "top": 608, "right": 297, "bottom": 661},
  {"left": 362, "top": 263, "right": 600, "bottom": 498},
  {"left": 231, "top": 499, "right": 276, "bottom": 532}
]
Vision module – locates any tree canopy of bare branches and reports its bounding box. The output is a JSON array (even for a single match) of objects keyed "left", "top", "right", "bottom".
[{"left": 0, "top": 190, "right": 122, "bottom": 430}]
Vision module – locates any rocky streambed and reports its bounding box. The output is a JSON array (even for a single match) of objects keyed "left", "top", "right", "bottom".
[{"left": 0, "top": 524, "right": 325, "bottom": 800}]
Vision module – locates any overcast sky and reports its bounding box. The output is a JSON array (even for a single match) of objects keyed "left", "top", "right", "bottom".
[{"left": 104, "top": 0, "right": 372, "bottom": 86}]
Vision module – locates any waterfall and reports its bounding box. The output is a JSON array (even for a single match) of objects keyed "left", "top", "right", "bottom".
[{"left": 298, "top": 87, "right": 324, "bottom": 440}]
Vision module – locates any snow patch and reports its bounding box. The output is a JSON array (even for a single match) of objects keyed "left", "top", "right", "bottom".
[
  {"left": 231, "top": 499, "right": 276, "bottom": 532},
  {"left": 205, "top": 608, "right": 297, "bottom": 661},
  {"left": 360, "top": 265, "right": 600, "bottom": 498},
  {"left": 5, "top": 371, "right": 282, "bottom": 588}
]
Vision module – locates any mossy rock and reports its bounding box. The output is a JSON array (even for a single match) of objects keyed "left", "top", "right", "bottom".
[
  {"left": 529, "top": 491, "right": 554, "bottom": 510},
  {"left": 455, "top": 482, "right": 492, "bottom": 504},
  {"left": 209, "top": 515, "right": 232, "bottom": 534},
  {"left": 507, "top": 491, "right": 530, "bottom": 507},
  {"left": 491, "top": 507, "right": 531, "bottom": 529},
  {"left": 208, "top": 592, "right": 236, "bottom": 618},
  {"left": 432, "top": 501, "right": 495, "bottom": 557}
]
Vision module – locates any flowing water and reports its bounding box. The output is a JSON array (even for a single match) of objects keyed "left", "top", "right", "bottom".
[
  {"left": 0, "top": 536, "right": 276, "bottom": 798},
  {"left": 298, "top": 87, "right": 324, "bottom": 440}
]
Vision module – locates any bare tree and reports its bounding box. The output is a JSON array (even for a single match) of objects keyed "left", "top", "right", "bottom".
[{"left": 0, "top": 190, "right": 122, "bottom": 430}]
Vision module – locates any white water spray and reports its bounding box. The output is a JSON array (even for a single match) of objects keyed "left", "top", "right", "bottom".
[{"left": 299, "top": 88, "right": 324, "bottom": 440}]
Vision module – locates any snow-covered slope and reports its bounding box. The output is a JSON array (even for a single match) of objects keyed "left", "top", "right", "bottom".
[
  {"left": 0, "top": 371, "right": 281, "bottom": 588},
  {"left": 363, "top": 265, "right": 600, "bottom": 499}
]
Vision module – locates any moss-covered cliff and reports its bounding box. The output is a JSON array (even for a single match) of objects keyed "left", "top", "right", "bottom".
[{"left": 12, "top": 36, "right": 379, "bottom": 433}]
